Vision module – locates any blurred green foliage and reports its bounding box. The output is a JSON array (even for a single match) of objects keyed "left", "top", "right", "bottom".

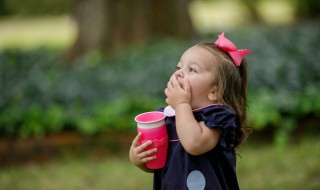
[
  {"left": 0, "top": 40, "right": 185, "bottom": 137},
  {"left": 244, "top": 23, "right": 320, "bottom": 143},
  {"left": 0, "top": 22, "right": 320, "bottom": 140}
]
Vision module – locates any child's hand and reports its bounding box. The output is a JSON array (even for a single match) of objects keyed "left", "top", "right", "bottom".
[
  {"left": 129, "top": 132, "right": 157, "bottom": 166},
  {"left": 165, "top": 75, "right": 191, "bottom": 109}
]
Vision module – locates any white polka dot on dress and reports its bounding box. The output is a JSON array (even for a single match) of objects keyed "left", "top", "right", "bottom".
[{"left": 186, "top": 170, "right": 206, "bottom": 190}]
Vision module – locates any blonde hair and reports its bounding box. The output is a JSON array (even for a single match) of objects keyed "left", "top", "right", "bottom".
[{"left": 198, "top": 43, "right": 251, "bottom": 148}]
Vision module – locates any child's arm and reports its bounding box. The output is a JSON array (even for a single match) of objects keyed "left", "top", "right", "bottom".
[
  {"left": 175, "top": 103, "right": 220, "bottom": 155},
  {"left": 129, "top": 132, "right": 156, "bottom": 173}
]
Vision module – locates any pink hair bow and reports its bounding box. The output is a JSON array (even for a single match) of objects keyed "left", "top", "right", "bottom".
[{"left": 214, "top": 32, "right": 251, "bottom": 66}]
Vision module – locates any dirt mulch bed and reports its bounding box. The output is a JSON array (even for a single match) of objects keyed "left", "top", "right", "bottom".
[
  {"left": 1, "top": 116, "right": 319, "bottom": 167},
  {"left": 0, "top": 131, "right": 136, "bottom": 167}
]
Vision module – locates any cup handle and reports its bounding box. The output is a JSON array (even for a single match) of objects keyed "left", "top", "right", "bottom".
[{"left": 141, "top": 136, "right": 168, "bottom": 147}]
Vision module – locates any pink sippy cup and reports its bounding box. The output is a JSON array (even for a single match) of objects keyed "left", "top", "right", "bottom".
[{"left": 135, "top": 111, "right": 168, "bottom": 169}]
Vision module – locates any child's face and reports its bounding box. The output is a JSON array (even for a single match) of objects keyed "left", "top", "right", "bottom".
[{"left": 172, "top": 45, "right": 218, "bottom": 109}]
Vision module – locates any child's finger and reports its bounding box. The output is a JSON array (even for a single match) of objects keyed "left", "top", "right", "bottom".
[
  {"left": 131, "top": 132, "right": 142, "bottom": 147},
  {"left": 164, "top": 87, "right": 170, "bottom": 98},
  {"left": 140, "top": 155, "right": 157, "bottom": 163},
  {"left": 167, "top": 81, "right": 172, "bottom": 89},
  {"left": 171, "top": 76, "right": 181, "bottom": 89},
  {"left": 183, "top": 78, "right": 191, "bottom": 93},
  {"left": 168, "top": 76, "right": 177, "bottom": 89},
  {"left": 137, "top": 148, "right": 157, "bottom": 159},
  {"left": 138, "top": 140, "right": 153, "bottom": 152},
  {"left": 171, "top": 76, "right": 179, "bottom": 86}
]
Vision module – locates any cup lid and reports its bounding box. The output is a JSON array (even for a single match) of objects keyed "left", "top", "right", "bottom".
[{"left": 135, "top": 111, "right": 166, "bottom": 124}]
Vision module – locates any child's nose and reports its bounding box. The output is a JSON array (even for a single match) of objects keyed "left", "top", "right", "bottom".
[{"left": 175, "top": 69, "right": 184, "bottom": 78}]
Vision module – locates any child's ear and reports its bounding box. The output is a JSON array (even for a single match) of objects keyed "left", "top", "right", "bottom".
[{"left": 208, "top": 86, "right": 218, "bottom": 102}]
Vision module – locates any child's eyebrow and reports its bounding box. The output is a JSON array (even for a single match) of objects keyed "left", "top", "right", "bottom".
[
  {"left": 189, "top": 61, "right": 199, "bottom": 65},
  {"left": 188, "top": 61, "right": 202, "bottom": 69}
]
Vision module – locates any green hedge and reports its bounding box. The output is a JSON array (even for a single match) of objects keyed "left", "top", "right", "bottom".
[
  {"left": 0, "top": 40, "right": 185, "bottom": 137},
  {"left": 243, "top": 22, "right": 320, "bottom": 144},
  {"left": 0, "top": 22, "right": 320, "bottom": 140}
]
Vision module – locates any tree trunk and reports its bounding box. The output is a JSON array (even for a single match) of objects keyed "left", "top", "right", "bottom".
[
  {"left": 241, "top": 0, "right": 263, "bottom": 24},
  {"left": 293, "top": 0, "right": 320, "bottom": 20},
  {"left": 64, "top": 0, "right": 196, "bottom": 62}
]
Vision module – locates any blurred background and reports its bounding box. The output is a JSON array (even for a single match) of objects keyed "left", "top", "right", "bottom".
[{"left": 0, "top": 0, "right": 319, "bottom": 189}]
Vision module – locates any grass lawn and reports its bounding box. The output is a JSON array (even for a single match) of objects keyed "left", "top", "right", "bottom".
[
  {"left": 1, "top": 137, "right": 319, "bottom": 190},
  {"left": 237, "top": 137, "right": 320, "bottom": 189}
]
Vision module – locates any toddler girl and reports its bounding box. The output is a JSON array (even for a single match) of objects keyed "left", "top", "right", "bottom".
[{"left": 129, "top": 32, "right": 251, "bottom": 190}]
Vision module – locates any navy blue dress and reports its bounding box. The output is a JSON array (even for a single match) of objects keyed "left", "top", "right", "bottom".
[{"left": 153, "top": 104, "right": 240, "bottom": 190}]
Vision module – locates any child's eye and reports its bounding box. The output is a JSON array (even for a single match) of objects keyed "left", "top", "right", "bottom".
[
  {"left": 189, "top": 67, "right": 197, "bottom": 73},
  {"left": 176, "top": 66, "right": 181, "bottom": 70}
]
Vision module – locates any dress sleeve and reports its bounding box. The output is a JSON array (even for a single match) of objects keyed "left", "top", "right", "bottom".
[{"left": 195, "top": 106, "right": 238, "bottom": 149}]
